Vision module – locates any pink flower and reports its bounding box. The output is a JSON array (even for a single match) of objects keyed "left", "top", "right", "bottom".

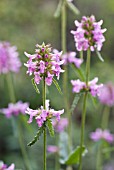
[
  {"left": 71, "top": 77, "right": 103, "bottom": 97},
  {"left": 24, "top": 43, "right": 64, "bottom": 86},
  {"left": 0, "top": 101, "right": 29, "bottom": 118},
  {"left": 0, "top": 41, "right": 21, "bottom": 74},
  {"left": 0, "top": 161, "right": 15, "bottom": 170},
  {"left": 25, "top": 100, "right": 64, "bottom": 127},
  {"left": 52, "top": 118, "right": 68, "bottom": 133},
  {"left": 71, "top": 15, "right": 106, "bottom": 51},
  {"left": 90, "top": 128, "right": 114, "bottom": 143},
  {"left": 98, "top": 83, "right": 114, "bottom": 106},
  {"left": 47, "top": 145, "right": 59, "bottom": 153}
]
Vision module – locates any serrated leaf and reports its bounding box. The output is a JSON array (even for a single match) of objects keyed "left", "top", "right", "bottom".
[
  {"left": 28, "top": 126, "right": 45, "bottom": 146},
  {"left": 31, "top": 78, "right": 40, "bottom": 94},
  {"left": 96, "top": 50, "right": 104, "bottom": 62},
  {"left": 46, "top": 119, "right": 54, "bottom": 137},
  {"left": 53, "top": 78, "right": 63, "bottom": 95},
  {"left": 70, "top": 93, "right": 82, "bottom": 113},
  {"left": 54, "top": 0, "right": 63, "bottom": 18},
  {"left": 65, "top": 146, "right": 88, "bottom": 165},
  {"left": 66, "top": 1, "right": 80, "bottom": 15}
]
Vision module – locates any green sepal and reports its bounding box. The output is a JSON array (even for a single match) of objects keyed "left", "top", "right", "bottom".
[
  {"left": 31, "top": 78, "right": 40, "bottom": 94},
  {"left": 96, "top": 50, "right": 104, "bottom": 62},
  {"left": 53, "top": 78, "right": 63, "bottom": 95},
  {"left": 27, "top": 125, "right": 45, "bottom": 146},
  {"left": 70, "top": 93, "right": 82, "bottom": 113},
  {"left": 46, "top": 119, "right": 54, "bottom": 137},
  {"left": 66, "top": 1, "right": 80, "bottom": 15},
  {"left": 54, "top": 0, "right": 63, "bottom": 18},
  {"left": 65, "top": 146, "right": 88, "bottom": 165}
]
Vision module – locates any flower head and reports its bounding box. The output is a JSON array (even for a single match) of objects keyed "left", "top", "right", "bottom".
[
  {"left": 0, "top": 42, "right": 21, "bottom": 74},
  {"left": 0, "top": 161, "right": 15, "bottom": 170},
  {"left": 98, "top": 83, "right": 114, "bottom": 106},
  {"left": 25, "top": 100, "right": 64, "bottom": 127},
  {"left": 71, "top": 77, "right": 103, "bottom": 97},
  {"left": 0, "top": 101, "right": 29, "bottom": 118},
  {"left": 47, "top": 145, "right": 59, "bottom": 153},
  {"left": 52, "top": 118, "right": 68, "bottom": 133},
  {"left": 90, "top": 128, "right": 114, "bottom": 143},
  {"left": 24, "top": 43, "right": 64, "bottom": 86},
  {"left": 71, "top": 15, "right": 106, "bottom": 51}
]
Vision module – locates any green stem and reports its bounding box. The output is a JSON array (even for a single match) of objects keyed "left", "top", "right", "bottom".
[
  {"left": 80, "top": 51, "right": 83, "bottom": 60},
  {"left": 96, "top": 143, "right": 102, "bottom": 170},
  {"left": 101, "top": 106, "right": 110, "bottom": 129},
  {"left": 79, "top": 92, "right": 88, "bottom": 170},
  {"left": 62, "top": 0, "right": 72, "bottom": 155},
  {"left": 6, "top": 73, "right": 30, "bottom": 170},
  {"left": 55, "top": 135, "right": 60, "bottom": 170},
  {"left": 43, "top": 77, "right": 47, "bottom": 170},
  {"left": 79, "top": 49, "right": 91, "bottom": 170}
]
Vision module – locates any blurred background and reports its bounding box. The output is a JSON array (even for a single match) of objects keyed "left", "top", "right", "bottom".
[{"left": 0, "top": 0, "right": 114, "bottom": 169}]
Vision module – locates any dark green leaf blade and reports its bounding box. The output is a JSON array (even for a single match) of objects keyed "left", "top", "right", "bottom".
[
  {"left": 53, "top": 78, "right": 63, "bottom": 95},
  {"left": 31, "top": 78, "right": 40, "bottom": 94},
  {"left": 28, "top": 126, "right": 44, "bottom": 146},
  {"left": 96, "top": 50, "right": 104, "bottom": 62},
  {"left": 46, "top": 119, "right": 54, "bottom": 137},
  {"left": 54, "top": 0, "right": 63, "bottom": 18},
  {"left": 66, "top": 1, "right": 80, "bottom": 15},
  {"left": 65, "top": 146, "right": 88, "bottom": 165}
]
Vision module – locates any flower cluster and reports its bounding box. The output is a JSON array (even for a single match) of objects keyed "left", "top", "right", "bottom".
[
  {"left": 0, "top": 161, "right": 15, "bottom": 170},
  {"left": 0, "top": 41, "right": 21, "bottom": 74},
  {"left": 71, "top": 15, "right": 106, "bottom": 51},
  {"left": 47, "top": 145, "right": 59, "bottom": 153},
  {"left": 52, "top": 118, "right": 68, "bottom": 133},
  {"left": 25, "top": 100, "right": 64, "bottom": 127},
  {"left": 0, "top": 101, "right": 29, "bottom": 118},
  {"left": 90, "top": 128, "right": 114, "bottom": 143},
  {"left": 98, "top": 83, "right": 114, "bottom": 106},
  {"left": 71, "top": 77, "right": 103, "bottom": 97},
  {"left": 24, "top": 43, "right": 64, "bottom": 86}
]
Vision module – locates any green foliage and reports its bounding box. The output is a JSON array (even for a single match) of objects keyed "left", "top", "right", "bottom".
[
  {"left": 31, "top": 78, "right": 40, "bottom": 94},
  {"left": 54, "top": 0, "right": 63, "bottom": 18},
  {"left": 66, "top": 1, "right": 80, "bottom": 15},
  {"left": 27, "top": 126, "right": 45, "bottom": 146},
  {"left": 70, "top": 93, "right": 82, "bottom": 113},
  {"left": 65, "top": 146, "right": 88, "bottom": 165},
  {"left": 96, "top": 50, "right": 104, "bottom": 62},
  {"left": 46, "top": 119, "right": 54, "bottom": 137},
  {"left": 53, "top": 78, "right": 63, "bottom": 95}
]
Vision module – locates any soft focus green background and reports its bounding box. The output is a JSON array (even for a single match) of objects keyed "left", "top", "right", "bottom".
[{"left": 0, "top": 0, "right": 114, "bottom": 169}]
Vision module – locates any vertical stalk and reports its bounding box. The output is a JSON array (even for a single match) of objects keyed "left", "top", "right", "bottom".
[
  {"left": 6, "top": 73, "right": 30, "bottom": 170},
  {"left": 79, "top": 49, "right": 91, "bottom": 170},
  {"left": 43, "top": 77, "right": 47, "bottom": 170},
  {"left": 80, "top": 51, "right": 83, "bottom": 60},
  {"left": 101, "top": 106, "right": 110, "bottom": 129},
  {"left": 96, "top": 143, "right": 102, "bottom": 170},
  {"left": 62, "top": 0, "right": 72, "bottom": 154}
]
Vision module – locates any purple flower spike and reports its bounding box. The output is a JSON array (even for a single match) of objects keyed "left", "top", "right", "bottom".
[
  {"left": 0, "top": 41, "right": 21, "bottom": 74},
  {"left": 71, "top": 15, "right": 106, "bottom": 51},
  {"left": 25, "top": 99, "right": 64, "bottom": 127},
  {"left": 90, "top": 128, "right": 114, "bottom": 143},
  {"left": 24, "top": 43, "right": 64, "bottom": 86}
]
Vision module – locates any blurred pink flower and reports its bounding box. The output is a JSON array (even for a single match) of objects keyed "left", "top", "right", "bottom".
[
  {"left": 47, "top": 145, "right": 59, "bottom": 153},
  {"left": 98, "top": 83, "right": 114, "bottom": 106},
  {"left": 90, "top": 128, "right": 114, "bottom": 143},
  {"left": 25, "top": 100, "right": 64, "bottom": 127},
  {"left": 52, "top": 118, "right": 68, "bottom": 133},
  {"left": 0, "top": 101, "right": 29, "bottom": 118},
  {"left": 0, "top": 161, "right": 15, "bottom": 170},
  {"left": 71, "top": 15, "right": 106, "bottom": 51},
  {"left": 0, "top": 41, "right": 21, "bottom": 74}
]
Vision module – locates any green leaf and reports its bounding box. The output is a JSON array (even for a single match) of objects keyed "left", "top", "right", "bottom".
[
  {"left": 70, "top": 93, "right": 82, "bottom": 113},
  {"left": 65, "top": 146, "right": 88, "bottom": 165},
  {"left": 28, "top": 126, "right": 45, "bottom": 146},
  {"left": 96, "top": 50, "right": 104, "bottom": 62},
  {"left": 53, "top": 78, "right": 63, "bottom": 95},
  {"left": 31, "top": 78, "right": 40, "bottom": 94},
  {"left": 66, "top": 1, "right": 80, "bottom": 15},
  {"left": 54, "top": 0, "right": 63, "bottom": 18},
  {"left": 70, "top": 64, "right": 85, "bottom": 81},
  {"left": 46, "top": 119, "right": 54, "bottom": 137}
]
